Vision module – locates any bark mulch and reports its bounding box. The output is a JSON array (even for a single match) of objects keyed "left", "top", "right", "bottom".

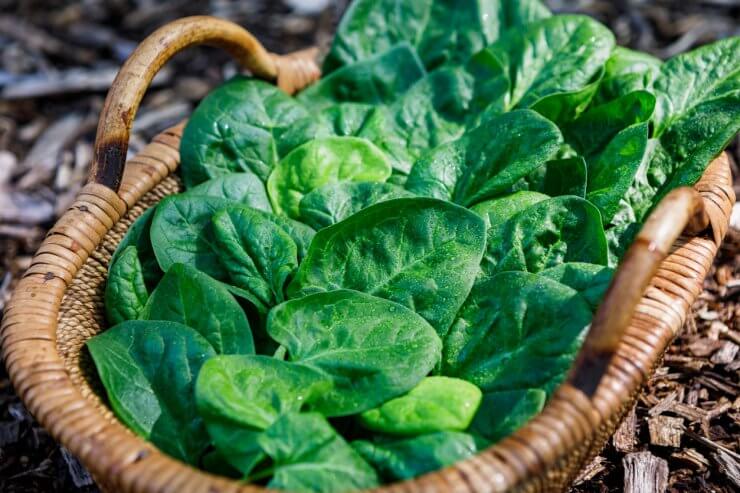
[{"left": 1, "top": 1, "right": 738, "bottom": 491}]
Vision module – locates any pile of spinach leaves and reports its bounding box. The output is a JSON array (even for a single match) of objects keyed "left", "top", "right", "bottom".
[{"left": 92, "top": 1, "right": 739, "bottom": 491}]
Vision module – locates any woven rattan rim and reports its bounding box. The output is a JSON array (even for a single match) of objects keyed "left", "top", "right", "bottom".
[{"left": 1, "top": 15, "right": 735, "bottom": 490}]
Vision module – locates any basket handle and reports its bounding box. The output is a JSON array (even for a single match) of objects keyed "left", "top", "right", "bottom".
[
  {"left": 568, "top": 187, "right": 709, "bottom": 397},
  {"left": 88, "top": 15, "right": 320, "bottom": 191}
]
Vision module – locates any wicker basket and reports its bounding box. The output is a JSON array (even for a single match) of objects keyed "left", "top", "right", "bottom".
[{"left": 1, "top": 16, "right": 735, "bottom": 493}]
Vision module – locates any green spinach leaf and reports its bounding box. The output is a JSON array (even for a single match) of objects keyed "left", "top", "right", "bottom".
[
  {"left": 359, "top": 377, "right": 482, "bottom": 436},
  {"left": 595, "top": 47, "right": 661, "bottom": 103},
  {"left": 405, "top": 109, "right": 562, "bottom": 207},
  {"left": 105, "top": 246, "right": 148, "bottom": 325},
  {"left": 141, "top": 263, "right": 254, "bottom": 354},
  {"left": 212, "top": 205, "right": 299, "bottom": 312},
  {"left": 472, "top": 191, "right": 549, "bottom": 230},
  {"left": 513, "top": 157, "right": 588, "bottom": 198},
  {"left": 442, "top": 271, "right": 592, "bottom": 394},
  {"left": 469, "top": 389, "right": 545, "bottom": 443},
  {"left": 481, "top": 196, "right": 608, "bottom": 277},
  {"left": 299, "top": 43, "right": 425, "bottom": 110},
  {"left": 540, "top": 262, "right": 614, "bottom": 310},
  {"left": 186, "top": 173, "right": 272, "bottom": 212},
  {"left": 298, "top": 181, "right": 413, "bottom": 230},
  {"left": 267, "top": 290, "right": 442, "bottom": 416},
  {"left": 110, "top": 207, "right": 162, "bottom": 290},
  {"left": 87, "top": 320, "right": 216, "bottom": 464},
  {"left": 180, "top": 77, "right": 308, "bottom": 186},
  {"left": 353, "top": 431, "right": 477, "bottom": 481},
  {"left": 257, "top": 412, "right": 379, "bottom": 492},
  {"left": 267, "top": 136, "right": 392, "bottom": 218},
  {"left": 288, "top": 198, "right": 486, "bottom": 335}
]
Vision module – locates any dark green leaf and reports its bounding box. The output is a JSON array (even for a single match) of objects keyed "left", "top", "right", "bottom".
[
  {"left": 258, "top": 412, "right": 379, "bottom": 492},
  {"left": 359, "top": 376, "right": 482, "bottom": 436},
  {"left": 514, "top": 157, "right": 588, "bottom": 198},
  {"left": 212, "top": 205, "right": 299, "bottom": 311},
  {"left": 299, "top": 43, "right": 425, "bottom": 110},
  {"left": 481, "top": 196, "right": 608, "bottom": 277},
  {"left": 442, "top": 271, "right": 592, "bottom": 394},
  {"left": 267, "top": 136, "right": 392, "bottom": 218},
  {"left": 287, "top": 198, "right": 486, "bottom": 335},
  {"left": 267, "top": 290, "right": 442, "bottom": 416},
  {"left": 86, "top": 320, "right": 216, "bottom": 464},
  {"left": 110, "top": 207, "right": 162, "bottom": 290},
  {"left": 195, "top": 355, "right": 332, "bottom": 475},
  {"left": 469, "top": 389, "right": 545, "bottom": 443},
  {"left": 530, "top": 67, "right": 603, "bottom": 125},
  {"left": 586, "top": 123, "right": 650, "bottom": 223},
  {"left": 180, "top": 77, "right": 309, "bottom": 185},
  {"left": 141, "top": 263, "right": 254, "bottom": 355},
  {"left": 595, "top": 47, "right": 661, "bottom": 103},
  {"left": 105, "top": 246, "right": 148, "bottom": 325},
  {"left": 405, "top": 110, "right": 562, "bottom": 207},
  {"left": 540, "top": 262, "right": 614, "bottom": 310},
  {"left": 186, "top": 173, "right": 272, "bottom": 212},
  {"left": 353, "top": 432, "right": 477, "bottom": 481},
  {"left": 471, "top": 191, "right": 549, "bottom": 230},
  {"left": 298, "top": 181, "right": 413, "bottom": 230}
]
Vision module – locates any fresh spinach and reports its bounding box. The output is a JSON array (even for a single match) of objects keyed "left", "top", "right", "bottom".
[
  {"left": 353, "top": 431, "right": 477, "bottom": 481},
  {"left": 87, "top": 320, "right": 216, "bottom": 464},
  {"left": 186, "top": 173, "right": 272, "bottom": 212},
  {"left": 268, "top": 290, "right": 442, "bottom": 416},
  {"left": 141, "top": 263, "right": 254, "bottom": 355},
  {"left": 105, "top": 246, "right": 148, "bottom": 325},
  {"left": 109, "top": 206, "right": 162, "bottom": 290},
  {"left": 405, "top": 110, "right": 562, "bottom": 207},
  {"left": 288, "top": 198, "right": 486, "bottom": 335},
  {"left": 267, "top": 136, "right": 392, "bottom": 218},
  {"left": 359, "top": 377, "right": 482, "bottom": 436},
  {"left": 540, "top": 262, "right": 614, "bottom": 310},
  {"left": 442, "top": 272, "right": 592, "bottom": 395},
  {"left": 469, "top": 389, "right": 546, "bottom": 443}
]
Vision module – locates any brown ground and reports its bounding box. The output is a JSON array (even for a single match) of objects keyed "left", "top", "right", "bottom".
[{"left": 0, "top": 1, "right": 738, "bottom": 491}]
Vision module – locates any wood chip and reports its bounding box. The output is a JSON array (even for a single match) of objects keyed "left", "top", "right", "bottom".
[
  {"left": 623, "top": 452, "right": 669, "bottom": 493},
  {"left": 671, "top": 448, "right": 709, "bottom": 471},
  {"left": 648, "top": 416, "right": 685, "bottom": 447},
  {"left": 614, "top": 406, "right": 637, "bottom": 452},
  {"left": 711, "top": 450, "right": 740, "bottom": 488},
  {"left": 710, "top": 340, "right": 739, "bottom": 364},
  {"left": 649, "top": 390, "right": 680, "bottom": 417}
]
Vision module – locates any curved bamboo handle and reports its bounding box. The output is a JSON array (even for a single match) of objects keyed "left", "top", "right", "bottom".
[
  {"left": 89, "top": 16, "right": 319, "bottom": 191},
  {"left": 568, "top": 187, "right": 709, "bottom": 396}
]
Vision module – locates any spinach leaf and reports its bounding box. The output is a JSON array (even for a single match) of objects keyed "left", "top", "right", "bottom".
[
  {"left": 276, "top": 103, "right": 379, "bottom": 157},
  {"left": 514, "top": 157, "right": 588, "bottom": 198},
  {"left": 481, "top": 196, "right": 608, "bottom": 277},
  {"left": 323, "top": 0, "right": 550, "bottom": 73},
  {"left": 105, "top": 246, "right": 148, "bottom": 325},
  {"left": 442, "top": 272, "right": 592, "bottom": 394},
  {"left": 186, "top": 173, "right": 272, "bottom": 212},
  {"left": 358, "top": 67, "right": 482, "bottom": 175},
  {"left": 257, "top": 412, "right": 379, "bottom": 492},
  {"left": 472, "top": 191, "right": 549, "bottom": 230},
  {"left": 469, "top": 389, "right": 545, "bottom": 443},
  {"left": 87, "top": 320, "right": 216, "bottom": 464},
  {"left": 595, "top": 47, "right": 661, "bottom": 103},
  {"left": 298, "top": 181, "right": 413, "bottom": 230},
  {"left": 141, "top": 263, "right": 254, "bottom": 355},
  {"left": 195, "top": 355, "right": 332, "bottom": 475},
  {"left": 180, "top": 77, "right": 309, "bottom": 186},
  {"left": 359, "top": 377, "right": 482, "bottom": 436},
  {"left": 652, "top": 37, "right": 739, "bottom": 137},
  {"left": 470, "top": 15, "right": 614, "bottom": 113},
  {"left": 353, "top": 431, "right": 477, "bottom": 481},
  {"left": 288, "top": 198, "right": 486, "bottom": 335},
  {"left": 540, "top": 262, "right": 614, "bottom": 310},
  {"left": 299, "top": 43, "right": 425, "bottom": 110},
  {"left": 150, "top": 195, "right": 232, "bottom": 280},
  {"left": 267, "top": 290, "right": 442, "bottom": 416},
  {"left": 110, "top": 206, "right": 161, "bottom": 290},
  {"left": 405, "top": 109, "right": 562, "bottom": 207},
  {"left": 212, "top": 205, "right": 299, "bottom": 312},
  {"left": 563, "top": 90, "right": 656, "bottom": 158},
  {"left": 586, "top": 123, "right": 650, "bottom": 223},
  {"left": 267, "top": 136, "right": 392, "bottom": 218}
]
